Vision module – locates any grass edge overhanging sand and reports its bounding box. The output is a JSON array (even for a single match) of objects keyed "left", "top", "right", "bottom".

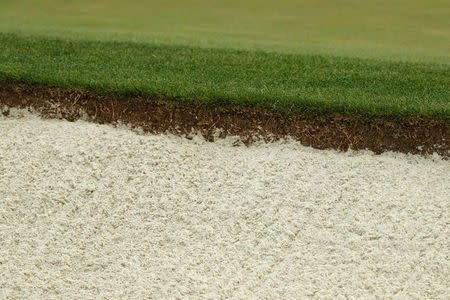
[{"left": 1, "top": 83, "right": 448, "bottom": 157}]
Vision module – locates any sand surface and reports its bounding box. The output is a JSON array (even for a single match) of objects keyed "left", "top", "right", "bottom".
[{"left": 1, "top": 109, "right": 449, "bottom": 299}]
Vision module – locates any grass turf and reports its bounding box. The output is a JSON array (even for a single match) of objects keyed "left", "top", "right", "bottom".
[
  {"left": 0, "top": 0, "right": 449, "bottom": 119},
  {"left": 0, "top": 33, "right": 449, "bottom": 118}
]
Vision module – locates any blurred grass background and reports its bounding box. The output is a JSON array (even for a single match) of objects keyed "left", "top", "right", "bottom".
[{"left": 0, "top": 0, "right": 449, "bottom": 64}]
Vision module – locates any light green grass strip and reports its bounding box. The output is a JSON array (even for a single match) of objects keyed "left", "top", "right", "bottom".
[
  {"left": 0, "top": 33, "right": 449, "bottom": 118},
  {"left": 0, "top": 0, "right": 449, "bottom": 64}
]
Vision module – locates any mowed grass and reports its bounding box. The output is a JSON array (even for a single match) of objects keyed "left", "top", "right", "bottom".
[
  {"left": 0, "top": 0, "right": 449, "bottom": 64},
  {"left": 1, "top": 33, "right": 448, "bottom": 118},
  {"left": 0, "top": 1, "right": 449, "bottom": 118}
]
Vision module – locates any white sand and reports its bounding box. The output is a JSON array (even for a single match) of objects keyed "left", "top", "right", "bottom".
[{"left": 1, "top": 109, "right": 449, "bottom": 299}]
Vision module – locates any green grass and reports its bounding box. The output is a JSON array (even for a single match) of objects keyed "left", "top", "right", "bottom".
[
  {"left": 1, "top": 33, "right": 448, "bottom": 118},
  {"left": 0, "top": 0, "right": 449, "bottom": 64}
]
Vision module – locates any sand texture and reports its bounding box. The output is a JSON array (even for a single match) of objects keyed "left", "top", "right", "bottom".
[{"left": 1, "top": 109, "right": 449, "bottom": 299}]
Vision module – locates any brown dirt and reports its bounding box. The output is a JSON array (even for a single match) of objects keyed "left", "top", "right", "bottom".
[{"left": 1, "top": 84, "right": 448, "bottom": 157}]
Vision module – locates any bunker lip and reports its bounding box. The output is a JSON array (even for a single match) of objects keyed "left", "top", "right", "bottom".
[{"left": 1, "top": 84, "right": 449, "bottom": 157}]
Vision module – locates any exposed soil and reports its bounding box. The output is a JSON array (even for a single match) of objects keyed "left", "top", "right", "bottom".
[{"left": 1, "top": 84, "right": 448, "bottom": 157}]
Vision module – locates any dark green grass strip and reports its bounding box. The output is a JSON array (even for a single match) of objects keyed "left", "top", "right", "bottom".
[{"left": 0, "top": 33, "right": 448, "bottom": 118}]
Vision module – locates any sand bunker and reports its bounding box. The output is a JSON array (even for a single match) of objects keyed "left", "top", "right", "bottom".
[{"left": 1, "top": 109, "right": 449, "bottom": 298}]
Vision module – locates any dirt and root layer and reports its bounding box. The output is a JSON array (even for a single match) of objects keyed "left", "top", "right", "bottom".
[{"left": 1, "top": 84, "right": 448, "bottom": 157}]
